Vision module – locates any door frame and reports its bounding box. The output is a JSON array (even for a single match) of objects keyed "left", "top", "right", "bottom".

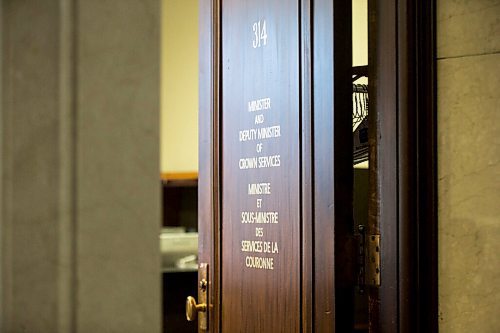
[
  {"left": 198, "top": 0, "right": 221, "bottom": 331},
  {"left": 198, "top": 0, "right": 438, "bottom": 331},
  {"left": 368, "top": 0, "right": 438, "bottom": 331}
]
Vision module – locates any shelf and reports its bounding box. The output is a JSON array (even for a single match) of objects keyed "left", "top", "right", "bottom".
[
  {"left": 162, "top": 267, "right": 198, "bottom": 273},
  {"left": 161, "top": 172, "right": 198, "bottom": 187}
]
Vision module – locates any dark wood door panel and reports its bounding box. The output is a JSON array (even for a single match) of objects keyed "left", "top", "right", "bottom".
[{"left": 221, "top": 0, "right": 301, "bottom": 331}]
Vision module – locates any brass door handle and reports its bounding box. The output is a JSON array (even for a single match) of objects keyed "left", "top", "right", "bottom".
[
  {"left": 186, "top": 296, "right": 207, "bottom": 321},
  {"left": 186, "top": 264, "right": 208, "bottom": 330}
]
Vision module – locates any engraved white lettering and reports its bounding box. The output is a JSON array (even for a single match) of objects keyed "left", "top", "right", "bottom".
[
  {"left": 255, "top": 114, "right": 264, "bottom": 124},
  {"left": 252, "top": 19, "right": 268, "bottom": 49},
  {"left": 245, "top": 256, "right": 274, "bottom": 270},
  {"left": 241, "top": 211, "right": 279, "bottom": 224},
  {"left": 248, "top": 183, "right": 271, "bottom": 195},
  {"left": 248, "top": 98, "right": 271, "bottom": 112},
  {"left": 238, "top": 155, "right": 280, "bottom": 169},
  {"left": 241, "top": 240, "right": 263, "bottom": 253},
  {"left": 239, "top": 157, "right": 258, "bottom": 169},
  {"left": 258, "top": 155, "right": 280, "bottom": 168},
  {"left": 239, "top": 126, "right": 281, "bottom": 142}
]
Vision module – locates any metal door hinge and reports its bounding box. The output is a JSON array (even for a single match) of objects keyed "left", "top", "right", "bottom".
[{"left": 356, "top": 225, "right": 381, "bottom": 292}]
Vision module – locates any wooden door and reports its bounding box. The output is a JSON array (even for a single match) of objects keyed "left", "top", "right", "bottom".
[
  {"left": 197, "top": 0, "right": 437, "bottom": 332},
  {"left": 221, "top": 0, "right": 301, "bottom": 331},
  {"left": 198, "top": 0, "right": 354, "bottom": 332}
]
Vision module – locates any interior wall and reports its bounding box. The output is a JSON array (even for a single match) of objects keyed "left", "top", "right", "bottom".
[
  {"left": 352, "top": 0, "right": 368, "bottom": 67},
  {"left": 161, "top": 0, "right": 199, "bottom": 174},
  {"left": 437, "top": 0, "right": 500, "bottom": 331},
  {"left": 352, "top": 0, "right": 368, "bottom": 170}
]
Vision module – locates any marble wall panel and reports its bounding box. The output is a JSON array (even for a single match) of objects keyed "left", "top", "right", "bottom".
[
  {"left": 76, "top": 0, "right": 161, "bottom": 332},
  {"left": 438, "top": 53, "right": 500, "bottom": 332},
  {"left": 437, "top": 0, "right": 500, "bottom": 59}
]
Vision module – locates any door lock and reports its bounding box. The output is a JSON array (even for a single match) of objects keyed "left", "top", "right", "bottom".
[{"left": 185, "top": 263, "right": 208, "bottom": 330}]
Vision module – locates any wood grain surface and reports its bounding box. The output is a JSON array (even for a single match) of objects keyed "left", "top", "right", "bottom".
[{"left": 221, "top": 0, "right": 300, "bottom": 331}]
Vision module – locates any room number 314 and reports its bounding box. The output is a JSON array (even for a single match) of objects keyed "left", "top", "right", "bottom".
[{"left": 252, "top": 20, "right": 268, "bottom": 48}]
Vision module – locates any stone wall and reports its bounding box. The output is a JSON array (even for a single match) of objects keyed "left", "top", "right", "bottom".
[
  {"left": 1, "top": 1, "right": 161, "bottom": 331},
  {"left": 438, "top": 0, "right": 500, "bottom": 331}
]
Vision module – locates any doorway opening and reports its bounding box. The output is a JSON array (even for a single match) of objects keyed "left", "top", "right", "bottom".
[
  {"left": 159, "top": 0, "right": 200, "bottom": 332},
  {"left": 352, "top": 1, "right": 370, "bottom": 331}
]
